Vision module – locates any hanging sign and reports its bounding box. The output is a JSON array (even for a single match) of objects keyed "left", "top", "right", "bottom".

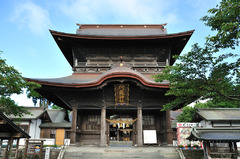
[
  {"left": 114, "top": 84, "right": 129, "bottom": 106},
  {"left": 176, "top": 122, "right": 200, "bottom": 128}
]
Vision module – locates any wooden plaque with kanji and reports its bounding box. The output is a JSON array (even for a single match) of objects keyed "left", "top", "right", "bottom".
[{"left": 114, "top": 84, "right": 129, "bottom": 106}]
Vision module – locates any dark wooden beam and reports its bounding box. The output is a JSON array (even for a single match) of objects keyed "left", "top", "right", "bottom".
[{"left": 0, "top": 132, "right": 21, "bottom": 138}]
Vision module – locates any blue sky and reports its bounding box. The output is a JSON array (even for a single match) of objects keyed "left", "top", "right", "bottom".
[{"left": 1, "top": 0, "right": 237, "bottom": 106}]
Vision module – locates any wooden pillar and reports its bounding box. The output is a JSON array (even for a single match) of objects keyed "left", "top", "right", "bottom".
[
  {"left": 16, "top": 139, "right": 19, "bottom": 149},
  {"left": 100, "top": 106, "right": 106, "bottom": 146},
  {"left": 107, "top": 122, "right": 110, "bottom": 145},
  {"left": 39, "top": 140, "right": 44, "bottom": 159},
  {"left": 203, "top": 141, "right": 209, "bottom": 159},
  {"left": 137, "top": 107, "right": 143, "bottom": 146},
  {"left": 207, "top": 142, "right": 211, "bottom": 157},
  {"left": 229, "top": 142, "right": 233, "bottom": 152},
  {"left": 5, "top": 137, "right": 13, "bottom": 159},
  {"left": 23, "top": 140, "right": 28, "bottom": 159},
  {"left": 117, "top": 129, "right": 119, "bottom": 141},
  {"left": 233, "top": 142, "right": 238, "bottom": 156},
  {"left": 165, "top": 110, "right": 173, "bottom": 146},
  {"left": 70, "top": 107, "right": 77, "bottom": 144}
]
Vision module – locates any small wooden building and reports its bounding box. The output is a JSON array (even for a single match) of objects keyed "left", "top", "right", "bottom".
[
  {"left": 8, "top": 107, "right": 51, "bottom": 140},
  {"left": 39, "top": 109, "right": 71, "bottom": 146},
  {"left": 188, "top": 108, "right": 240, "bottom": 158},
  {"left": 0, "top": 112, "right": 30, "bottom": 159},
  {"left": 26, "top": 24, "right": 194, "bottom": 146},
  {"left": 8, "top": 108, "right": 71, "bottom": 146}
]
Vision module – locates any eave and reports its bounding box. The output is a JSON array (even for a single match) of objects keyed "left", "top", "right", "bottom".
[
  {"left": 50, "top": 29, "right": 194, "bottom": 40},
  {"left": 50, "top": 29, "right": 194, "bottom": 67},
  {"left": 26, "top": 72, "right": 169, "bottom": 89}
]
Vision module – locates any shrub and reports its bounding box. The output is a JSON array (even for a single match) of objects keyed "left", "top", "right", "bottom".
[{"left": 193, "top": 145, "right": 200, "bottom": 148}]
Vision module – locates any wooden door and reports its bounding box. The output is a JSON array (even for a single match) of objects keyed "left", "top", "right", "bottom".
[{"left": 55, "top": 129, "right": 65, "bottom": 145}]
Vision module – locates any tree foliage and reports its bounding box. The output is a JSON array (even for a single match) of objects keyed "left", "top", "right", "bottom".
[
  {"left": 176, "top": 106, "right": 195, "bottom": 122},
  {"left": 201, "top": 0, "right": 240, "bottom": 49},
  {"left": 26, "top": 84, "right": 58, "bottom": 109},
  {"left": 155, "top": 43, "right": 240, "bottom": 110},
  {"left": 0, "top": 51, "right": 31, "bottom": 116},
  {"left": 155, "top": 0, "right": 240, "bottom": 111},
  {"left": 51, "top": 105, "right": 63, "bottom": 110},
  {"left": 26, "top": 82, "right": 43, "bottom": 106}
]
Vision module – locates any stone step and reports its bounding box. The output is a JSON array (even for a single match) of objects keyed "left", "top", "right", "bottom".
[
  {"left": 109, "top": 141, "right": 133, "bottom": 146},
  {"left": 212, "top": 158, "right": 233, "bottom": 159},
  {"left": 63, "top": 147, "right": 180, "bottom": 159}
]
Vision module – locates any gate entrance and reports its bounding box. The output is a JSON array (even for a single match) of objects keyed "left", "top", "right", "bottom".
[
  {"left": 109, "top": 122, "right": 133, "bottom": 141},
  {"left": 107, "top": 116, "right": 137, "bottom": 142}
]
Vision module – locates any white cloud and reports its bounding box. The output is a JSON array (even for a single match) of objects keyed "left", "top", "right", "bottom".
[
  {"left": 11, "top": 90, "right": 35, "bottom": 106},
  {"left": 58, "top": 0, "right": 180, "bottom": 24},
  {"left": 10, "top": 1, "right": 51, "bottom": 35}
]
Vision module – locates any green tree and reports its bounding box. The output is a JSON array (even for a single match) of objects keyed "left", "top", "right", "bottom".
[
  {"left": 176, "top": 106, "right": 195, "bottom": 122},
  {"left": 26, "top": 83, "right": 46, "bottom": 107},
  {"left": 201, "top": 0, "right": 240, "bottom": 49},
  {"left": 155, "top": 0, "right": 240, "bottom": 111},
  {"left": 155, "top": 43, "right": 240, "bottom": 110},
  {"left": 26, "top": 84, "right": 61, "bottom": 109},
  {"left": 0, "top": 51, "right": 32, "bottom": 116},
  {"left": 51, "top": 105, "right": 63, "bottom": 110}
]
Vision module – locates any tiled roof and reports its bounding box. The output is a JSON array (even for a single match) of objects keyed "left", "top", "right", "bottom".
[
  {"left": 47, "top": 109, "right": 68, "bottom": 123},
  {"left": 0, "top": 112, "right": 30, "bottom": 139},
  {"left": 194, "top": 108, "right": 240, "bottom": 121},
  {"left": 49, "top": 29, "right": 194, "bottom": 67},
  {"left": 187, "top": 128, "right": 240, "bottom": 141},
  {"left": 39, "top": 122, "right": 71, "bottom": 128},
  {"left": 76, "top": 28, "right": 167, "bottom": 37},
  {"left": 8, "top": 107, "right": 47, "bottom": 120},
  {"left": 27, "top": 66, "right": 169, "bottom": 88},
  {"left": 39, "top": 109, "right": 71, "bottom": 128}
]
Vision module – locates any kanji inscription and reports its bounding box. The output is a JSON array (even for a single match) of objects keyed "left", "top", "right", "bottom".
[{"left": 114, "top": 84, "right": 129, "bottom": 106}]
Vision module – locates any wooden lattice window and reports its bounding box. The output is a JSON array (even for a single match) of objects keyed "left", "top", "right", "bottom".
[
  {"left": 85, "top": 115, "right": 101, "bottom": 131},
  {"left": 50, "top": 129, "right": 56, "bottom": 138},
  {"left": 143, "top": 115, "right": 155, "bottom": 125}
]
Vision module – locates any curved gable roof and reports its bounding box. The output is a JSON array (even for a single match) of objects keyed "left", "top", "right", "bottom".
[{"left": 26, "top": 66, "right": 169, "bottom": 88}]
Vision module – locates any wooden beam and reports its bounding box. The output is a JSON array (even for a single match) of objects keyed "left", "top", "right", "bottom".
[{"left": 0, "top": 132, "right": 21, "bottom": 138}]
